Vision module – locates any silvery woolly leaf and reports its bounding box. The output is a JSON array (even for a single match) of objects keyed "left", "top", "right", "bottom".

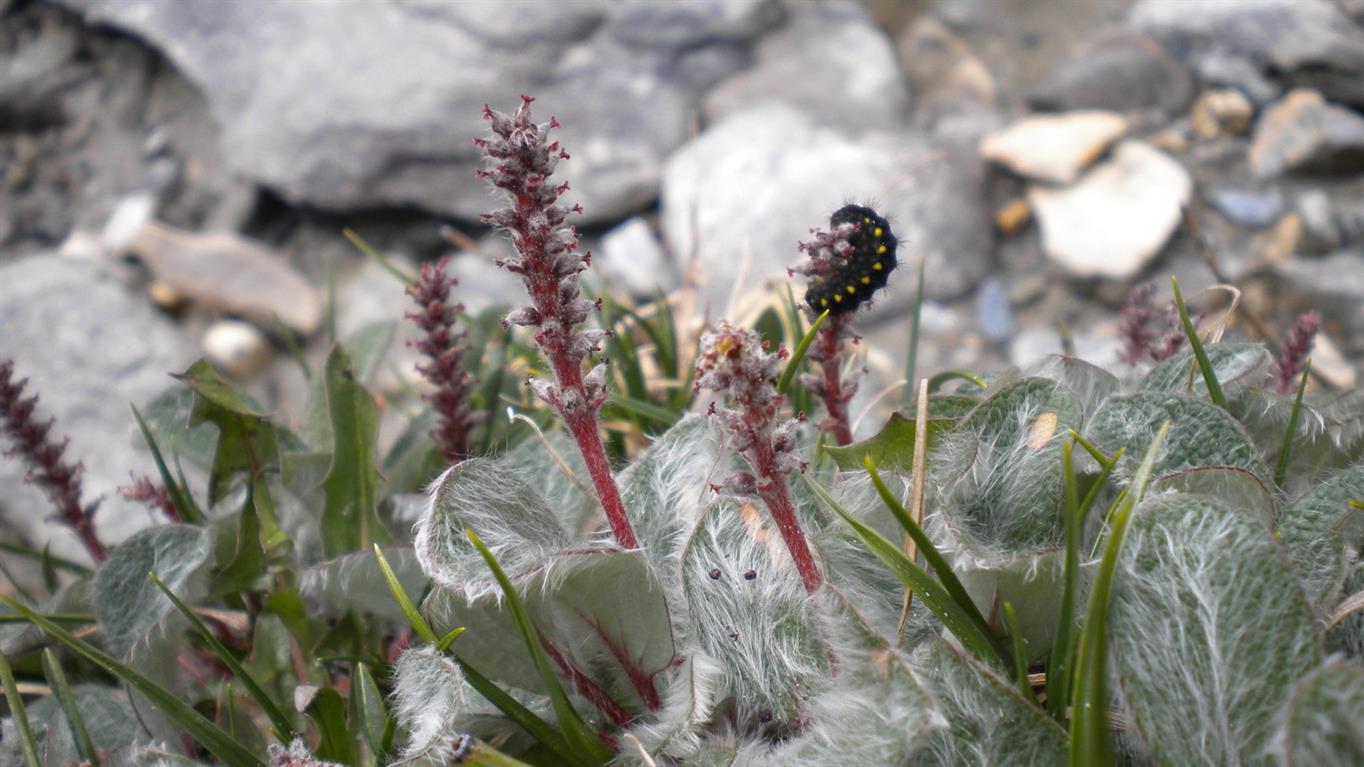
[{"left": 1110, "top": 493, "right": 1322, "bottom": 766}]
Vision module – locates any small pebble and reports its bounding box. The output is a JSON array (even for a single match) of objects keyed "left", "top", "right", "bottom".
[
  {"left": 994, "top": 198, "right": 1032, "bottom": 234},
  {"left": 203, "top": 320, "right": 273, "bottom": 379},
  {"left": 1191, "top": 89, "right": 1254, "bottom": 139},
  {"left": 1208, "top": 187, "right": 1284, "bottom": 229}
]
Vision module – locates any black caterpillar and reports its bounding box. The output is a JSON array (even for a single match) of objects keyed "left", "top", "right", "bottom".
[{"left": 804, "top": 204, "right": 897, "bottom": 316}]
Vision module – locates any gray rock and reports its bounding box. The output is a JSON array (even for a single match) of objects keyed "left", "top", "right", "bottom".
[
  {"left": 897, "top": 16, "right": 996, "bottom": 127},
  {"left": 1193, "top": 53, "right": 1281, "bottom": 107},
  {"left": 1295, "top": 190, "right": 1364, "bottom": 253},
  {"left": 1129, "top": 0, "right": 1364, "bottom": 107},
  {"left": 704, "top": 0, "right": 911, "bottom": 132},
  {"left": 1027, "top": 29, "right": 1194, "bottom": 116},
  {"left": 661, "top": 103, "right": 990, "bottom": 312},
  {"left": 599, "top": 217, "right": 677, "bottom": 297},
  {"left": 975, "top": 279, "right": 1014, "bottom": 344},
  {"left": 1208, "top": 187, "right": 1284, "bottom": 229},
  {"left": 1275, "top": 251, "right": 1364, "bottom": 340},
  {"left": 1250, "top": 89, "right": 1364, "bottom": 177},
  {"left": 0, "top": 256, "right": 196, "bottom": 561},
  {"left": 53, "top": 0, "right": 778, "bottom": 223}
]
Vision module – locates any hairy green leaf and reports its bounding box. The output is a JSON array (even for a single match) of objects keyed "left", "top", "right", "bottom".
[
  {"left": 1109, "top": 493, "right": 1322, "bottom": 765},
  {"left": 320, "top": 345, "right": 391, "bottom": 556}
]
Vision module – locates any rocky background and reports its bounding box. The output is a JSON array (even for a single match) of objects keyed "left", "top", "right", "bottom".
[{"left": 3, "top": 0, "right": 1364, "bottom": 560}]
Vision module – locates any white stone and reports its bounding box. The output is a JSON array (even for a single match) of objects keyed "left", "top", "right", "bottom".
[
  {"left": 980, "top": 111, "right": 1127, "bottom": 184},
  {"left": 600, "top": 217, "right": 676, "bottom": 296},
  {"left": 203, "top": 320, "right": 273, "bottom": 379},
  {"left": 1029, "top": 141, "right": 1193, "bottom": 279}
]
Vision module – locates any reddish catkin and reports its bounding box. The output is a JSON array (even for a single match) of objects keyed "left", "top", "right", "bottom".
[
  {"left": 696, "top": 324, "right": 821, "bottom": 594},
  {"left": 475, "top": 96, "right": 637, "bottom": 549},
  {"left": 1275, "top": 311, "right": 1319, "bottom": 394},
  {"left": 405, "top": 256, "right": 480, "bottom": 463},
  {"left": 0, "top": 359, "right": 106, "bottom": 561}
]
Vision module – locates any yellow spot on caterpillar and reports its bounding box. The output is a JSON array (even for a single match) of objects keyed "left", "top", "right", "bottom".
[
  {"left": 863, "top": 217, "right": 871, "bottom": 223},
  {"left": 877, "top": 245, "right": 888, "bottom": 254},
  {"left": 846, "top": 285, "right": 856, "bottom": 294},
  {"left": 834, "top": 294, "right": 843, "bottom": 302},
  {"left": 1026, "top": 412, "right": 1059, "bottom": 449},
  {"left": 861, "top": 276, "right": 870, "bottom": 284},
  {"left": 873, "top": 262, "right": 883, "bottom": 270},
  {"left": 873, "top": 227, "right": 883, "bottom": 237},
  {"left": 820, "top": 298, "right": 829, "bottom": 307}
]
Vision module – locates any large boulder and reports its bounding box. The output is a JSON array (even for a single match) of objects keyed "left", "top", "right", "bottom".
[
  {"left": 52, "top": 0, "right": 783, "bottom": 222},
  {"left": 0, "top": 256, "right": 196, "bottom": 561},
  {"left": 661, "top": 102, "right": 991, "bottom": 313}
]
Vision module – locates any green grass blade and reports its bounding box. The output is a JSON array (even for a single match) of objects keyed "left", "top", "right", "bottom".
[
  {"left": 1066, "top": 430, "right": 1114, "bottom": 468},
  {"left": 804, "top": 476, "right": 1006, "bottom": 668},
  {"left": 927, "top": 370, "right": 988, "bottom": 393},
  {"left": 41, "top": 648, "right": 101, "bottom": 766},
  {"left": 862, "top": 458, "right": 1005, "bottom": 659},
  {"left": 455, "top": 656, "right": 576, "bottom": 763},
  {"left": 131, "top": 404, "right": 204, "bottom": 524},
  {"left": 1069, "top": 421, "right": 1170, "bottom": 766},
  {"left": 606, "top": 394, "right": 680, "bottom": 425},
  {"left": 1273, "top": 360, "right": 1312, "bottom": 489},
  {"left": 777, "top": 309, "right": 829, "bottom": 395},
  {"left": 903, "top": 257, "right": 926, "bottom": 406},
  {"left": 0, "top": 542, "right": 90, "bottom": 576},
  {"left": 1170, "top": 276, "right": 1227, "bottom": 410},
  {"left": 0, "top": 593, "right": 264, "bottom": 767},
  {"left": 148, "top": 571, "right": 295, "bottom": 738},
  {"left": 466, "top": 530, "right": 610, "bottom": 766},
  {"left": 1001, "top": 601, "right": 1030, "bottom": 698},
  {"left": 456, "top": 740, "right": 537, "bottom": 767},
  {"left": 0, "top": 649, "right": 42, "bottom": 767},
  {"left": 373, "top": 544, "right": 439, "bottom": 644},
  {"left": 1047, "top": 440, "right": 1123, "bottom": 720},
  {"left": 343, "top": 227, "right": 417, "bottom": 285},
  {"left": 0, "top": 613, "right": 94, "bottom": 626}
]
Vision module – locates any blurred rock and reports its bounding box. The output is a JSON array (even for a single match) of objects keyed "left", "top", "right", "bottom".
[
  {"left": 1191, "top": 89, "right": 1254, "bottom": 139},
  {"left": 1295, "top": 190, "right": 1364, "bottom": 253},
  {"left": 980, "top": 110, "right": 1127, "bottom": 184},
  {"left": 975, "top": 279, "right": 1013, "bottom": 344},
  {"left": 1310, "top": 328, "right": 1358, "bottom": 390},
  {"left": 0, "top": 256, "right": 195, "bottom": 559},
  {"left": 1249, "top": 89, "right": 1364, "bottom": 177},
  {"left": 1208, "top": 187, "right": 1284, "bottom": 229},
  {"left": 599, "top": 217, "right": 676, "bottom": 296},
  {"left": 129, "top": 222, "right": 323, "bottom": 335},
  {"left": 662, "top": 103, "right": 990, "bottom": 311},
  {"left": 203, "top": 320, "right": 272, "bottom": 379},
  {"left": 1129, "top": 0, "right": 1364, "bottom": 108},
  {"left": 1275, "top": 251, "right": 1364, "bottom": 338},
  {"left": 898, "top": 17, "right": 996, "bottom": 126},
  {"left": 1029, "top": 141, "right": 1192, "bottom": 279},
  {"left": 54, "top": 0, "right": 779, "bottom": 223},
  {"left": 705, "top": 1, "right": 909, "bottom": 132},
  {"left": 1027, "top": 29, "right": 1193, "bottom": 116}
]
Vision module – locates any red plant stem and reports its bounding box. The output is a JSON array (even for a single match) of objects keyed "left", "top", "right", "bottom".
[
  {"left": 586, "top": 617, "right": 661, "bottom": 710},
  {"left": 752, "top": 439, "right": 822, "bottom": 594},
  {"left": 813, "top": 319, "right": 853, "bottom": 446},
  {"left": 562, "top": 410, "right": 637, "bottom": 550},
  {"left": 540, "top": 634, "right": 633, "bottom": 727}
]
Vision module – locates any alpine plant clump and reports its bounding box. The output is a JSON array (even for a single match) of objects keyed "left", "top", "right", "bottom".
[{"left": 3, "top": 98, "right": 1364, "bottom": 767}]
